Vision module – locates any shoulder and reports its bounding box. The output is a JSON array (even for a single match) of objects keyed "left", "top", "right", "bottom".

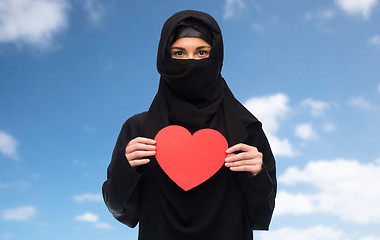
[
  {"left": 245, "top": 121, "right": 267, "bottom": 148},
  {"left": 127, "top": 111, "right": 148, "bottom": 124},
  {"left": 121, "top": 111, "right": 148, "bottom": 137}
]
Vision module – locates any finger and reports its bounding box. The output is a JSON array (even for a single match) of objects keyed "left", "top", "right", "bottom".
[
  {"left": 129, "top": 159, "right": 150, "bottom": 168},
  {"left": 225, "top": 158, "right": 262, "bottom": 168},
  {"left": 229, "top": 165, "right": 262, "bottom": 176},
  {"left": 225, "top": 151, "right": 262, "bottom": 163},
  {"left": 226, "top": 143, "right": 257, "bottom": 154},
  {"left": 129, "top": 137, "right": 156, "bottom": 146},
  {"left": 126, "top": 142, "right": 156, "bottom": 153},
  {"left": 126, "top": 150, "right": 156, "bottom": 161},
  {"left": 225, "top": 151, "right": 254, "bottom": 162}
]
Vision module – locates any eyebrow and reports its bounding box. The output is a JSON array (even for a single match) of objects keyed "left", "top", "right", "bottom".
[
  {"left": 170, "top": 47, "right": 186, "bottom": 51},
  {"left": 170, "top": 46, "right": 212, "bottom": 50},
  {"left": 196, "top": 46, "right": 211, "bottom": 50}
]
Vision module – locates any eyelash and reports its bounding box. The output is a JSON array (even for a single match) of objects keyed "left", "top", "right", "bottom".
[
  {"left": 173, "top": 51, "right": 184, "bottom": 56},
  {"left": 172, "top": 50, "right": 209, "bottom": 56}
]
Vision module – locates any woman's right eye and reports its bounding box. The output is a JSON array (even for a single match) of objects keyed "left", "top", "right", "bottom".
[{"left": 171, "top": 51, "right": 186, "bottom": 59}]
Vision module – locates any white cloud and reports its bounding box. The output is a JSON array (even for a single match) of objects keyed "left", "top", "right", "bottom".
[
  {"left": 244, "top": 93, "right": 290, "bottom": 134},
  {"left": 304, "top": 9, "right": 336, "bottom": 22},
  {"left": 2, "top": 206, "right": 37, "bottom": 221},
  {"left": 223, "top": 0, "right": 245, "bottom": 20},
  {"left": 0, "top": 0, "right": 70, "bottom": 49},
  {"left": 302, "top": 98, "right": 330, "bottom": 117},
  {"left": 95, "top": 222, "right": 112, "bottom": 229},
  {"left": 251, "top": 22, "right": 265, "bottom": 34},
  {"left": 74, "top": 212, "right": 99, "bottom": 222},
  {"left": 295, "top": 123, "right": 318, "bottom": 141},
  {"left": 73, "top": 159, "right": 87, "bottom": 167},
  {"left": 266, "top": 136, "right": 296, "bottom": 157},
  {"left": 0, "top": 181, "right": 29, "bottom": 189},
  {"left": 83, "top": 0, "right": 105, "bottom": 24},
  {"left": 0, "top": 131, "right": 19, "bottom": 160},
  {"left": 73, "top": 193, "right": 102, "bottom": 202},
  {"left": 244, "top": 93, "right": 297, "bottom": 157},
  {"left": 74, "top": 212, "right": 112, "bottom": 230},
  {"left": 275, "top": 191, "right": 316, "bottom": 215},
  {"left": 349, "top": 96, "right": 373, "bottom": 110},
  {"left": 256, "top": 225, "right": 348, "bottom": 240},
  {"left": 368, "top": 35, "right": 380, "bottom": 47},
  {"left": 323, "top": 123, "right": 336, "bottom": 132},
  {"left": 359, "top": 236, "right": 380, "bottom": 240},
  {"left": 335, "top": 0, "right": 378, "bottom": 19},
  {"left": 278, "top": 159, "right": 380, "bottom": 224}
]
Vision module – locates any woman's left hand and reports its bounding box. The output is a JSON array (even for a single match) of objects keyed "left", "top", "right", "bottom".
[{"left": 225, "top": 143, "right": 263, "bottom": 176}]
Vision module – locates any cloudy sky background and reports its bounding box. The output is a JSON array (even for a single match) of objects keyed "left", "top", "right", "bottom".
[{"left": 1, "top": 0, "right": 380, "bottom": 239}]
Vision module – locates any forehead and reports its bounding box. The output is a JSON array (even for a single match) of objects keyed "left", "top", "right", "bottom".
[{"left": 170, "top": 37, "right": 211, "bottom": 48}]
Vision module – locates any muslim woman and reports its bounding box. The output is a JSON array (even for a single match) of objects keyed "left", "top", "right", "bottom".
[{"left": 102, "top": 10, "right": 277, "bottom": 240}]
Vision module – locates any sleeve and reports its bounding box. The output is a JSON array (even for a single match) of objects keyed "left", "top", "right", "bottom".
[
  {"left": 238, "top": 125, "right": 277, "bottom": 231},
  {"left": 102, "top": 114, "right": 146, "bottom": 228}
]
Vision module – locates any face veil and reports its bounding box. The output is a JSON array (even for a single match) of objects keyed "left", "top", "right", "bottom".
[{"left": 157, "top": 10, "right": 224, "bottom": 107}]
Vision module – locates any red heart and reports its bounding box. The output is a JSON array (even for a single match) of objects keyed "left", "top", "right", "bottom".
[{"left": 154, "top": 125, "right": 228, "bottom": 191}]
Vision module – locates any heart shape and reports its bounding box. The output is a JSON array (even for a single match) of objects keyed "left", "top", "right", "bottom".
[{"left": 154, "top": 125, "right": 228, "bottom": 191}]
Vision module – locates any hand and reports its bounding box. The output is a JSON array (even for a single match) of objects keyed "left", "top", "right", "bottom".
[
  {"left": 224, "top": 143, "right": 263, "bottom": 176},
  {"left": 125, "top": 137, "right": 156, "bottom": 168}
]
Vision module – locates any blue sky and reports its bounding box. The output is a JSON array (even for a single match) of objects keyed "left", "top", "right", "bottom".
[{"left": 1, "top": 0, "right": 380, "bottom": 239}]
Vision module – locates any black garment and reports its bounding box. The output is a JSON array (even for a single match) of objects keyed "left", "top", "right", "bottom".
[
  {"left": 103, "top": 112, "right": 276, "bottom": 240},
  {"left": 173, "top": 25, "right": 212, "bottom": 45},
  {"left": 102, "top": 10, "right": 277, "bottom": 240}
]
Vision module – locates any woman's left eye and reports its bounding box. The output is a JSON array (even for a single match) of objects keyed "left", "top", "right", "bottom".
[{"left": 198, "top": 50, "right": 207, "bottom": 55}]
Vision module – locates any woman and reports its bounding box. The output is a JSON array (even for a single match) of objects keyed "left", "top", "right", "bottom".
[{"left": 102, "top": 10, "right": 276, "bottom": 240}]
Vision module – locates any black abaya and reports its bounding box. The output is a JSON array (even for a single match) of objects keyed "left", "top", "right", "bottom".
[{"left": 102, "top": 10, "right": 277, "bottom": 240}]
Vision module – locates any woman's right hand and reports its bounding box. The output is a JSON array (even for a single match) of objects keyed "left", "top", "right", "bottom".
[{"left": 125, "top": 137, "right": 156, "bottom": 168}]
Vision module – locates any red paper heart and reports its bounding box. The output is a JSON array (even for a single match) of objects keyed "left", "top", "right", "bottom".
[{"left": 154, "top": 125, "right": 228, "bottom": 191}]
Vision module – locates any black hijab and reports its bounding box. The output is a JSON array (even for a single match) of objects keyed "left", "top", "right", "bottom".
[{"left": 144, "top": 10, "right": 260, "bottom": 145}]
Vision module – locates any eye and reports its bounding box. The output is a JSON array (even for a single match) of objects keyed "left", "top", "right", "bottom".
[
  {"left": 197, "top": 50, "right": 209, "bottom": 58},
  {"left": 171, "top": 50, "right": 185, "bottom": 58}
]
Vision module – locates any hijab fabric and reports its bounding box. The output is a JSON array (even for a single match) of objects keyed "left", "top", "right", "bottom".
[{"left": 144, "top": 10, "right": 259, "bottom": 142}]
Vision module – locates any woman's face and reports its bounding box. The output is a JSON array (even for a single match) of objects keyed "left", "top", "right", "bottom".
[{"left": 170, "top": 37, "right": 211, "bottom": 60}]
